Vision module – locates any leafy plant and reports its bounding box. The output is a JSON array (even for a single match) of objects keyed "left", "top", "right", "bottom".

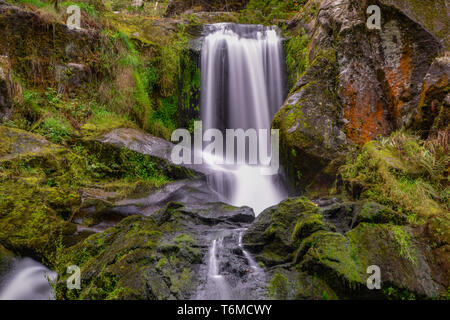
[{"left": 37, "top": 116, "right": 73, "bottom": 143}]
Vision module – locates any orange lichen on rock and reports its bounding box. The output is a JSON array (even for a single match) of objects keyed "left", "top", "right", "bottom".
[{"left": 343, "top": 81, "right": 390, "bottom": 146}]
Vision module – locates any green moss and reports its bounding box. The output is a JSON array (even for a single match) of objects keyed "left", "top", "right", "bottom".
[
  {"left": 391, "top": 226, "right": 418, "bottom": 265},
  {"left": 291, "top": 213, "right": 327, "bottom": 246},
  {"left": 267, "top": 272, "right": 289, "bottom": 300},
  {"left": 340, "top": 131, "right": 449, "bottom": 220}
]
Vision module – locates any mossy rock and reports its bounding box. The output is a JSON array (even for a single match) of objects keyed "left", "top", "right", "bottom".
[
  {"left": 296, "top": 222, "right": 445, "bottom": 299},
  {"left": 272, "top": 47, "right": 348, "bottom": 193},
  {"left": 355, "top": 202, "right": 408, "bottom": 226},
  {"left": 346, "top": 223, "right": 445, "bottom": 298},
  {"left": 267, "top": 268, "right": 338, "bottom": 300},
  {"left": 244, "top": 197, "right": 326, "bottom": 266},
  {"left": 56, "top": 213, "right": 201, "bottom": 300}
]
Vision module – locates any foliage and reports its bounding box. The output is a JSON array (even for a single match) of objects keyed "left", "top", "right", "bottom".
[
  {"left": 285, "top": 30, "right": 309, "bottom": 89},
  {"left": 240, "top": 0, "right": 306, "bottom": 25},
  {"left": 36, "top": 116, "right": 73, "bottom": 143},
  {"left": 340, "top": 130, "right": 449, "bottom": 221}
]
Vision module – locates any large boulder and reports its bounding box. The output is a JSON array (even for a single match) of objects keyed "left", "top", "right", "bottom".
[
  {"left": 275, "top": 0, "right": 444, "bottom": 193},
  {"left": 82, "top": 127, "right": 212, "bottom": 179}
]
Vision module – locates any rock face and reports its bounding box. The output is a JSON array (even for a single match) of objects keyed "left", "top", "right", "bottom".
[
  {"left": 245, "top": 197, "right": 448, "bottom": 299},
  {"left": 274, "top": 0, "right": 446, "bottom": 193},
  {"left": 413, "top": 56, "right": 450, "bottom": 136},
  {"left": 0, "top": 55, "right": 13, "bottom": 121},
  {"left": 57, "top": 201, "right": 256, "bottom": 300},
  {"left": 0, "top": 0, "right": 100, "bottom": 88}
]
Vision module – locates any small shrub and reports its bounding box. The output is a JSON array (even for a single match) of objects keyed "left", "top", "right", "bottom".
[{"left": 37, "top": 116, "right": 73, "bottom": 143}]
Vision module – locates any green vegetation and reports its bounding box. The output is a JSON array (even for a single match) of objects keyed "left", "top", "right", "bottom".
[
  {"left": 340, "top": 131, "right": 449, "bottom": 222},
  {"left": 285, "top": 31, "right": 309, "bottom": 89},
  {"left": 240, "top": 0, "right": 306, "bottom": 25}
]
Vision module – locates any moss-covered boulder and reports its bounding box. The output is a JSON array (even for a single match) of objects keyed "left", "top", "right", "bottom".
[
  {"left": 0, "top": 126, "right": 79, "bottom": 260},
  {"left": 267, "top": 268, "right": 338, "bottom": 300},
  {"left": 0, "top": 125, "right": 176, "bottom": 261},
  {"left": 244, "top": 197, "right": 330, "bottom": 266},
  {"left": 82, "top": 127, "right": 209, "bottom": 180},
  {"left": 56, "top": 201, "right": 255, "bottom": 300}
]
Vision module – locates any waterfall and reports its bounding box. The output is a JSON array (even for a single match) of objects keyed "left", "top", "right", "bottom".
[
  {"left": 196, "top": 23, "right": 288, "bottom": 300},
  {"left": 0, "top": 258, "right": 56, "bottom": 300},
  {"left": 201, "top": 23, "right": 287, "bottom": 215}
]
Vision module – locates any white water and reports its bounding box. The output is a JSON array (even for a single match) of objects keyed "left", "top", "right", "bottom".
[
  {"left": 201, "top": 23, "right": 287, "bottom": 215},
  {"left": 0, "top": 258, "right": 56, "bottom": 300},
  {"left": 207, "top": 238, "right": 231, "bottom": 299}
]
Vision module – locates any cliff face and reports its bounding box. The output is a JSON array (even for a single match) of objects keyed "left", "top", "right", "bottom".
[{"left": 274, "top": 0, "right": 448, "bottom": 193}]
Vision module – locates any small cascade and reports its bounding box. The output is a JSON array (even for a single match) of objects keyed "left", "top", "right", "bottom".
[{"left": 0, "top": 258, "right": 56, "bottom": 300}]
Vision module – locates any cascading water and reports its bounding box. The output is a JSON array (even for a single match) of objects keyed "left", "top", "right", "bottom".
[
  {"left": 0, "top": 258, "right": 56, "bottom": 300},
  {"left": 197, "top": 23, "right": 288, "bottom": 299},
  {"left": 200, "top": 23, "right": 288, "bottom": 215}
]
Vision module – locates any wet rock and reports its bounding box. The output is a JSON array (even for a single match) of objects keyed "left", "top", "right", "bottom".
[{"left": 318, "top": 201, "right": 355, "bottom": 234}]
